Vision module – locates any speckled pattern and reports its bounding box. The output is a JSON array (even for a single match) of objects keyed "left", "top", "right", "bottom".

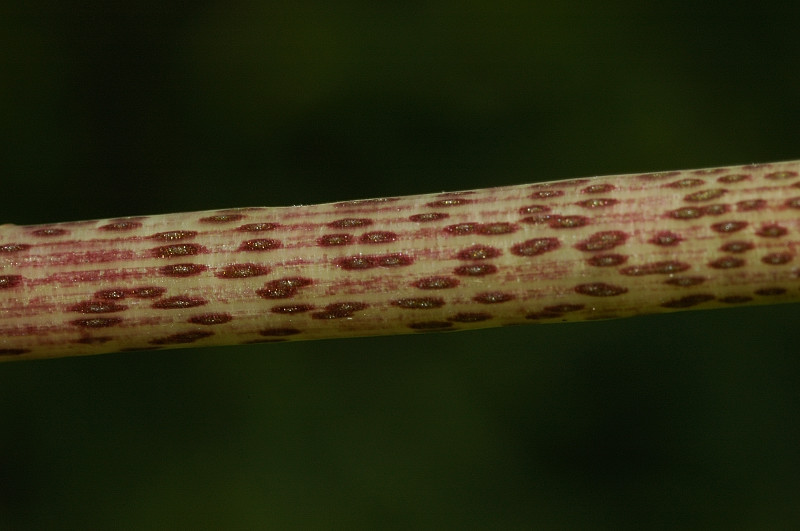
[{"left": 2, "top": 161, "right": 800, "bottom": 360}]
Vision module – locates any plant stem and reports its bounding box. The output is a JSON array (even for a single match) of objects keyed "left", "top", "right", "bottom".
[{"left": 2, "top": 160, "right": 799, "bottom": 361}]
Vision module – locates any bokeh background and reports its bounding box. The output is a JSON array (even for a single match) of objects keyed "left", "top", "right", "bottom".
[{"left": 3, "top": 2, "right": 800, "bottom": 529}]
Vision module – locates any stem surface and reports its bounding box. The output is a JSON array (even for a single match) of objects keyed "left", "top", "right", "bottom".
[{"left": 2, "top": 161, "right": 800, "bottom": 361}]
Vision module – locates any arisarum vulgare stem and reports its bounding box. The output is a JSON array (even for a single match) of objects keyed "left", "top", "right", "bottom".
[{"left": 2, "top": 160, "right": 800, "bottom": 361}]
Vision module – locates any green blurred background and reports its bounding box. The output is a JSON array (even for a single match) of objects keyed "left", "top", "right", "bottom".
[{"left": 2, "top": 2, "right": 800, "bottom": 529}]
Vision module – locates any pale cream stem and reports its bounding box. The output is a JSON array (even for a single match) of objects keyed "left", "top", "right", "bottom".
[{"left": 1, "top": 160, "right": 799, "bottom": 361}]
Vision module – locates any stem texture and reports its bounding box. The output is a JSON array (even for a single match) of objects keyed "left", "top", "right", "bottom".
[{"left": 2, "top": 161, "right": 800, "bottom": 361}]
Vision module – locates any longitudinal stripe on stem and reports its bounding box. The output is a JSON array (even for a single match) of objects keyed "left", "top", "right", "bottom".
[{"left": 1, "top": 160, "right": 800, "bottom": 361}]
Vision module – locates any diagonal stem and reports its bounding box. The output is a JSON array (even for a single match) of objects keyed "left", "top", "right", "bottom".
[{"left": 2, "top": 160, "right": 799, "bottom": 361}]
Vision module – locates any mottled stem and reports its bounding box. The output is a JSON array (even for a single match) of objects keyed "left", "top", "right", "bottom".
[{"left": 2, "top": 161, "right": 800, "bottom": 361}]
